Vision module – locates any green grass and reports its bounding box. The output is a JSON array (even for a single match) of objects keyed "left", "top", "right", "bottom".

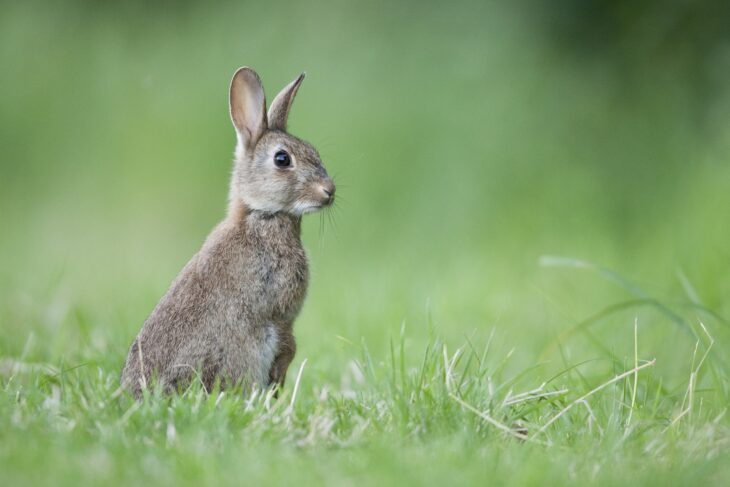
[
  {"left": 2, "top": 260, "right": 729, "bottom": 486},
  {"left": 2, "top": 287, "right": 728, "bottom": 486},
  {"left": 2, "top": 0, "right": 730, "bottom": 485}
]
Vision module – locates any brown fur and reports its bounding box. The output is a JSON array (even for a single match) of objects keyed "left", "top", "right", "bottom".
[{"left": 121, "top": 67, "right": 334, "bottom": 397}]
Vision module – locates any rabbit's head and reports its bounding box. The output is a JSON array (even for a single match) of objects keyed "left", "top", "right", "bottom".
[{"left": 228, "top": 67, "right": 335, "bottom": 216}]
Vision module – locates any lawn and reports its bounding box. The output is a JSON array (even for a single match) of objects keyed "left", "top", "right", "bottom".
[{"left": 1, "top": 1, "right": 729, "bottom": 485}]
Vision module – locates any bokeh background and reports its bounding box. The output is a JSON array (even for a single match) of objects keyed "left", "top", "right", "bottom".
[{"left": 2, "top": 0, "right": 730, "bottom": 385}]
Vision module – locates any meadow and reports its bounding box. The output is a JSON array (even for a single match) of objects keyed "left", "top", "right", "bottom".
[{"left": 1, "top": 1, "right": 729, "bottom": 485}]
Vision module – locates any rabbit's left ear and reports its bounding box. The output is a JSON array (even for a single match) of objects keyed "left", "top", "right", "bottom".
[
  {"left": 230, "top": 67, "right": 268, "bottom": 151},
  {"left": 267, "top": 73, "right": 305, "bottom": 131}
]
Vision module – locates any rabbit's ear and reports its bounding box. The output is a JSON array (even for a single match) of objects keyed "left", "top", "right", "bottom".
[
  {"left": 267, "top": 73, "right": 305, "bottom": 131},
  {"left": 230, "top": 67, "right": 268, "bottom": 150}
]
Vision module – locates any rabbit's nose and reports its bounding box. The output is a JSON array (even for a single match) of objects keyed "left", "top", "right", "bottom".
[{"left": 320, "top": 180, "right": 336, "bottom": 203}]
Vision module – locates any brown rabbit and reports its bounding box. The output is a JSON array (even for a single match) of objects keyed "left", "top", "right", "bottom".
[{"left": 120, "top": 67, "right": 335, "bottom": 397}]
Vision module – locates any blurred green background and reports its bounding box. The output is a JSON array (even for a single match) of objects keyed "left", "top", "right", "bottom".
[{"left": 1, "top": 0, "right": 730, "bottom": 382}]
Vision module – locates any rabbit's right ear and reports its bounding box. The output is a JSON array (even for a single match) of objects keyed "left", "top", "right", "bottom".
[{"left": 229, "top": 67, "right": 268, "bottom": 151}]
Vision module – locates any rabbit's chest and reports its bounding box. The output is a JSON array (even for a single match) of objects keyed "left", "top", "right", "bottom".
[{"left": 240, "top": 241, "right": 308, "bottom": 320}]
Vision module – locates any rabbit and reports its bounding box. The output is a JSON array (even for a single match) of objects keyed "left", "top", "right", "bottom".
[{"left": 120, "top": 67, "right": 335, "bottom": 398}]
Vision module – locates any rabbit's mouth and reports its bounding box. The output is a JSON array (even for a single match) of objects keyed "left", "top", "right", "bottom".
[
  {"left": 291, "top": 180, "right": 335, "bottom": 215},
  {"left": 292, "top": 200, "right": 329, "bottom": 215}
]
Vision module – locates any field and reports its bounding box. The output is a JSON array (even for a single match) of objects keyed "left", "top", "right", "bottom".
[{"left": 1, "top": 1, "right": 730, "bottom": 485}]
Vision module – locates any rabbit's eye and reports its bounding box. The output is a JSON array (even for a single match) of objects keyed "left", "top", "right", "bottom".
[{"left": 274, "top": 150, "right": 292, "bottom": 168}]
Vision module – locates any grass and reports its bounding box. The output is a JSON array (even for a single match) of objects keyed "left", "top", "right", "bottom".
[{"left": 2, "top": 263, "right": 729, "bottom": 486}]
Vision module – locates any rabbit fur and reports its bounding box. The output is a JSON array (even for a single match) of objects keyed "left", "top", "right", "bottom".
[{"left": 120, "top": 67, "right": 335, "bottom": 398}]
